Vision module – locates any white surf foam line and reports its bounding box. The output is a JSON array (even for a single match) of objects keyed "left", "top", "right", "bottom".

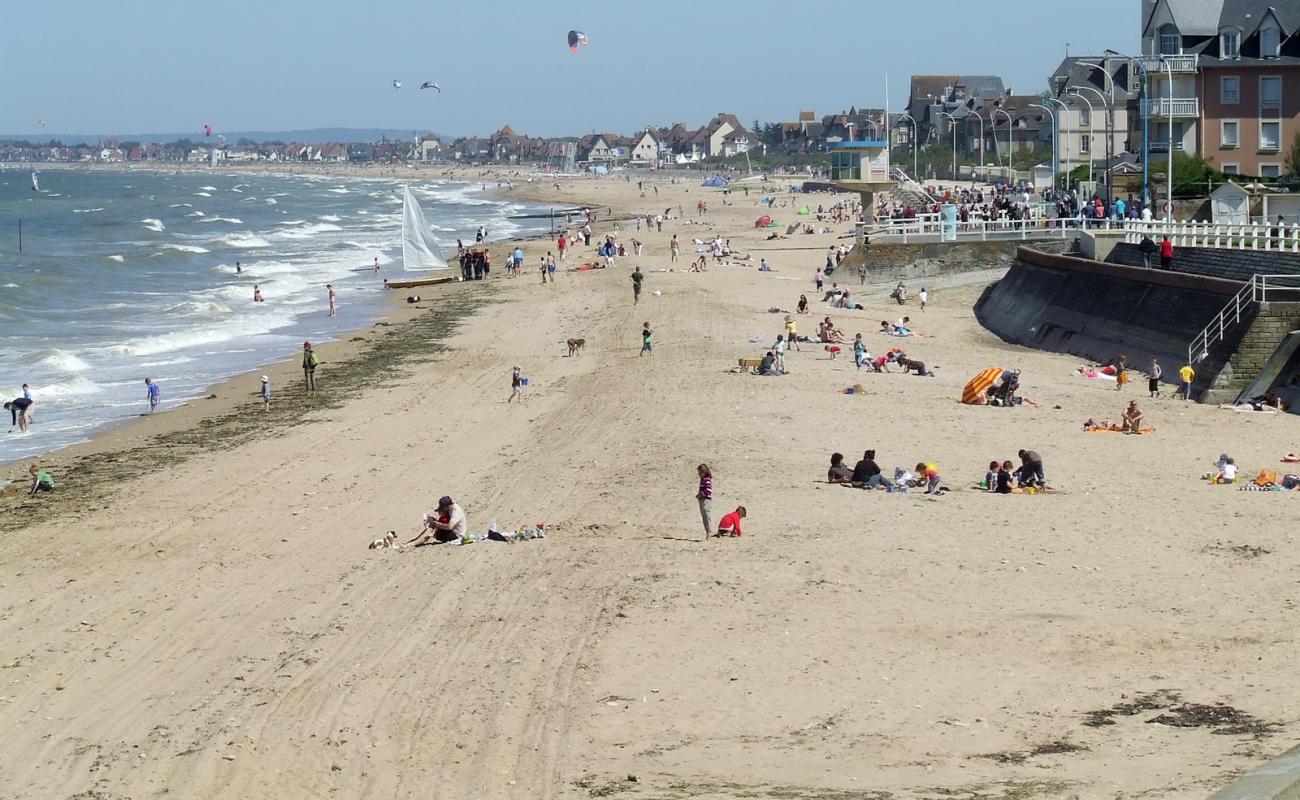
[
  {"left": 199, "top": 216, "right": 243, "bottom": 224},
  {"left": 161, "top": 244, "right": 210, "bottom": 254},
  {"left": 199, "top": 185, "right": 217, "bottom": 191},
  {"left": 106, "top": 255, "right": 124, "bottom": 262},
  {"left": 218, "top": 234, "right": 271, "bottom": 249},
  {"left": 73, "top": 208, "right": 105, "bottom": 214},
  {"left": 142, "top": 218, "right": 165, "bottom": 232}
]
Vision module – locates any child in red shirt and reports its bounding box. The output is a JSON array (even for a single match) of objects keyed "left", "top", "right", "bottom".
[{"left": 716, "top": 506, "right": 747, "bottom": 537}]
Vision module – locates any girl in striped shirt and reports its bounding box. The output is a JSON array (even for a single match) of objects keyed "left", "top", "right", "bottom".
[{"left": 696, "top": 464, "right": 713, "bottom": 538}]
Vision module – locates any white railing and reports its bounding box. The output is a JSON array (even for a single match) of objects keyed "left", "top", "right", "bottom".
[
  {"left": 892, "top": 167, "right": 937, "bottom": 204},
  {"left": 1123, "top": 220, "right": 1300, "bottom": 253},
  {"left": 1188, "top": 275, "right": 1300, "bottom": 365},
  {"left": 1141, "top": 97, "right": 1199, "bottom": 117},
  {"left": 863, "top": 215, "right": 1072, "bottom": 243},
  {"left": 1139, "top": 53, "right": 1198, "bottom": 73}
]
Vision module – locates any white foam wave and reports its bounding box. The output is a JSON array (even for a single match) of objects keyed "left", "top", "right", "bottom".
[
  {"left": 200, "top": 185, "right": 217, "bottom": 191},
  {"left": 199, "top": 216, "right": 243, "bottom": 224},
  {"left": 274, "top": 222, "right": 342, "bottom": 239},
  {"left": 220, "top": 234, "right": 271, "bottom": 249},
  {"left": 34, "top": 349, "right": 91, "bottom": 372},
  {"left": 319, "top": 214, "right": 342, "bottom": 222},
  {"left": 264, "top": 198, "right": 278, "bottom": 205},
  {"left": 165, "top": 301, "right": 233, "bottom": 315},
  {"left": 106, "top": 255, "right": 125, "bottom": 262},
  {"left": 169, "top": 203, "right": 192, "bottom": 208},
  {"left": 142, "top": 218, "right": 165, "bottom": 232},
  {"left": 73, "top": 208, "right": 105, "bottom": 214},
  {"left": 277, "top": 219, "right": 307, "bottom": 226},
  {"left": 327, "top": 188, "right": 350, "bottom": 194},
  {"left": 188, "top": 211, "right": 206, "bottom": 217},
  {"left": 34, "top": 375, "right": 102, "bottom": 399},
  {"left": 161, "top": 243, "right": 211, "bottom": 253},
  {"left": 194, "top": 191, "right": 213, "bottom": 197},
  {"left": 2, "top": 282, "right": 18, "bottom": 288}
]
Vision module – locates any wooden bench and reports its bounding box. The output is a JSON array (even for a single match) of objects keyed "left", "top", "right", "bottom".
[{"left": 738, "top": 357, "right": 764, "bottom": 374}]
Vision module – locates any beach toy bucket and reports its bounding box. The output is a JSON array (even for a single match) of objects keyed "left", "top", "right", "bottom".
[{"left": 521, "top": 378, "right": 529, "bottom": 386}]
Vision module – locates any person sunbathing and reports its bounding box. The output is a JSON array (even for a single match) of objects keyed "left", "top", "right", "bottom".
[
  {"left": 796, "top": 295, "right": 809, "bottom": 314},
  {"left": 1120, "top": 401, "right": 1144, "bottom": 433},
  {"left": 880, "top": 320, "right": 895, "bottom": 335},
  {"left": 820, "top": 318, "right": 846, "bottom": 343}
]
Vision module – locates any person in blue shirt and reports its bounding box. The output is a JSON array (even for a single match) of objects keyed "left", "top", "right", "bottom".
[{"left": 145, "top": 378, "right": 161, "bottom": 414}]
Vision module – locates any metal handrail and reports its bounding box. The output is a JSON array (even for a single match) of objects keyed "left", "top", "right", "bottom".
[
  {"left": 891, "top": 167, "right": 938, "bottom": 204},
  {"left": 1187, "top": 274, "right": 1300, "bottom": 365}
]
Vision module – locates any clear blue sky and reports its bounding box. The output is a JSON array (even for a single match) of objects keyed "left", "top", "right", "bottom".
[{"left": 0, "top": 0, "right": 1138, "bottom": 138}]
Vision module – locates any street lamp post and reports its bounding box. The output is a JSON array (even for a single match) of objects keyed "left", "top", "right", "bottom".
[
  {"left": 1162, "top": 58, "right": 1174, "bottom": 222},
  {"left": 1068, "top": 89, "right": 1096, "bottom": 185},
  {"left": 1077, "top": 60, "right": 1116, "bottom": 199},
  {"left": 1104, "top": 49, "right": 1150, "bottom": 208},
  {"left": 897, "top": 113, "right": 918, "bottom": 178},
  {"left": 937, "top": 110, "right": 957, "bottom": 180},
  {"left": 1031, "top": 103, "right": 1057, "bottom": 190},
  {"left": 970, "top": 110, "right": 986, "bottom": 174},
  {"left": 1047, "top": 97, "right": 1070, "bottom": 190},
  {"left": 993, "top": 107, "right": 1014, "bottom": 178}
]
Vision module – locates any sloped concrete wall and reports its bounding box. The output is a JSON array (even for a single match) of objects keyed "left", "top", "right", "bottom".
[{"left": 974, "top": 248, "right": 1249, "bottom": 398}]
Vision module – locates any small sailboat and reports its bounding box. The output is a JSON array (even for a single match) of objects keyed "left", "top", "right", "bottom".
[
  {"left": 31, "top": 169, "right": 39, "bottom": 192},
  {"left": 386, "top": 185, "right": 455, "bottom": 289}
]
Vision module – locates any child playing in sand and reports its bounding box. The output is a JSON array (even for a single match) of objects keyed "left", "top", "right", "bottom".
[
  {"left": 716, "top": 506, "right": 746, "bottom": 537},
  {"left": 824, "top": 345, "right": 841, "bottom": 359},
  {"left": 641, "top": 323, "right": 653, "bottom": 356},
  {"left": 260, "top": 375, "right": 271, "bottom": 411},
  {"left": 28, "top": 464, "right": 54, "bottom": 496}
]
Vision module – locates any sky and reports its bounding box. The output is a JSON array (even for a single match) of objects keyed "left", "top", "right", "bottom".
[{"left": 0, "top": 0, "right": 1140, "bottom": 139}]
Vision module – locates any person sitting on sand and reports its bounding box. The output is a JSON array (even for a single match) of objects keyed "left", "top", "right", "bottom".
[
  {"left": 821, "top": 283, "right": 841, "bottom": 303},
  {"left": 880, "top": 320, "right": 895, "bottom": 335},
  {"left": 995, "top": 461, "right": 1015, "bottom": 494},
  {"left": 716, "top": 506, "right": 746, "bottom": 537},
  {"left": 851, "top": 450, "right": 893, "bottom": 489},
  {"left": 983, "top": 460, "right": 1000, "bottom": 491},
  {"left": 28, "top": 464, "right": 54, "bottom": 496},
  {"left": 820, "top": 317, "right": 846, "bottom": 344},
  {"left": 828, "top": 453, "right": 854, "bottom": 483},
  {"left": 1121, "top": 400, "right": 1144, "bottom": 433},
  {"left": 759, "top": 351, "right": 783, "bottom": 376},
  {"left": 1215, "top": 456, "right": 1238, "bottom": 484},
  {"left": 404, "top": 496, "right": 466, "bottom": 547},
  {"left": 1016, "top": 449, "right": 1045, "bottom": 488},
  {"left": 797, "top": 294, "right": 809, "bottom": 314}
]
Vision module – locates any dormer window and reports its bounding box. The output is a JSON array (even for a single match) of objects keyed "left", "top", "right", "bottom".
[
  {"left": 1260, "top": 22, "right": 1280, "bottom": 58},
  {"left": 1221, "top": 29, "right": 1239, "bottom": 59},
  {"left": 1159, "top": 24, "right": 1180, "bottom": 55}
]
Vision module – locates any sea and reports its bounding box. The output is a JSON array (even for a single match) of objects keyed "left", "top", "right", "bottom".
[{"left": 0, "top": 168, "right": 552, "bottom": 464}]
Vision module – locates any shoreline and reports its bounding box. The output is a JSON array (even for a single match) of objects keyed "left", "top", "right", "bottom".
[
  {"left": 1, "top": 167, "right": 579, "bottom": 478},
  {"left": 0, "top": 169, "right": 628, "bottom": 515}
]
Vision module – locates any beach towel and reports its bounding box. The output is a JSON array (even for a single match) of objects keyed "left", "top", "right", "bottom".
[{"left": 1085, "top": 424, "right": 1155, "bottom": 434}]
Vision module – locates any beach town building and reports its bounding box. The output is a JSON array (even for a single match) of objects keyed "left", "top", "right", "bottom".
[
  {"left": 629, "top": 129, "right": 661, "bottom": 163},
  {"left": 577, "top": 134, "right": 616, "bottom": 164},
  {"left": 417, "top": 134, "right": 442, "bottom": 162},
  {"left": 905, "top": 75, "right": 1006, "bottom": 149}
]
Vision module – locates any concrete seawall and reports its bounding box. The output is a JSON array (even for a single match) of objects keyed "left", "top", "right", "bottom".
[
  {"left": 974, "top": 248, "right": 1248, "bottom": 397},
  {"left": 853, "top": 238, "right": 1074, "bottom": 284}
]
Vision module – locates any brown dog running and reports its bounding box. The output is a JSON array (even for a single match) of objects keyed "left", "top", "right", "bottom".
[{"left": 566, "top": 337, "right": 586, "bottom": 356}]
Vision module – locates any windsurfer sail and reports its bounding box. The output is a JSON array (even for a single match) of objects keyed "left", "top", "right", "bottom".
[
  {"left": 401, "top": 185, "right": 446, "bottom": 271},
  {"left": 31, "top": 169, "right": 39, "bottom": 192}
]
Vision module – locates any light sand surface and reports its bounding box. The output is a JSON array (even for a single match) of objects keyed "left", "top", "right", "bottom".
[{"left": 1, "top": 174, "right": 1298, "bottom": 800}]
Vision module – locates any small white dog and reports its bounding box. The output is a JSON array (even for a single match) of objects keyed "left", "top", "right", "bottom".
[{"left": 369, "top": 530, "right": 400, "bottom": 550}]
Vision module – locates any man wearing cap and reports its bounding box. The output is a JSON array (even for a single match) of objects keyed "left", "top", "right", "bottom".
[{"left": 404, "top": 496, "right": 467, "bottom": 547}]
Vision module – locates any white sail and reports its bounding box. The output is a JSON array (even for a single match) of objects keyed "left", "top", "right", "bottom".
[
  {"left": 401, "top": 185, "right": 446, "bottom": 271},
  {"left": 31, "top": 169, "right": 39, "bottom": 192}
]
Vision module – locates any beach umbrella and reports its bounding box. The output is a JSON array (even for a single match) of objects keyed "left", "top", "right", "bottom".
[
  {"left": 755, "top": 214, "right": 772, "bottom": 228},
  {"left": 962, "top": 367, "right": 1003, "bottom": 405}
]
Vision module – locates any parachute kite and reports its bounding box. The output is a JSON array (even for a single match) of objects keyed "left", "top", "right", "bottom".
[
  {"left": 419, "top": 81, "right": 441, "bottom": 92},
  {"left": 38, "top": 119, "right": 47, "bottom": 128},
  {"left": 567, "top": 30, "right": 588, "bottom": 52},
  {"left": 203, "top": 124, "right": 212, "bottom": 137},
  {"left": 392, "top": 80, "right": 403, "bottom": 89}
]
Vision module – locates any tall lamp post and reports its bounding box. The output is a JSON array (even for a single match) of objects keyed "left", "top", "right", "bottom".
[
  {"left": 1047, "top": 97, "right": 1070, "bottom": 190},
  {"left": 1031, "top": 103, "right": 1057, "bottom": 190},
  {"left": 969, "top": 109, "right": 986, "bottom": 174},
  {"left": 1068, "top": 89, "right": 1096, "bottom": 184},
  {"left": 993, "top": 107, "right": 1014, "bottom": 178},
  {"left": 897, "top": 113, "right": 918, "bottom": 178},
  {"left": 937, "top": 110, "right": 957, "bottom": 180},
  {"left": 1103, "top": 49, "right": 1150, "bottom": 208},
  {"left": 1160, "top": 59, "right": 1174, "bottom": 222},
  {"left": 1077, "top": 61, "right": 1116, "bottom": 200}
]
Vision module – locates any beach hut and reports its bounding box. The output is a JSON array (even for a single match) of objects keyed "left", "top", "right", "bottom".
[{"left": 1211, "top": 181, "right": 1251, "bottom": 225}]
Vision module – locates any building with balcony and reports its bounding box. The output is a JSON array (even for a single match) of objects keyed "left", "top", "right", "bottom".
[
  {"left": 1142, "top": 0, "right": 1300, "bottom": 176},
  {"left": 1049, "top": 54, "right": 1141, "bottom": 192}
]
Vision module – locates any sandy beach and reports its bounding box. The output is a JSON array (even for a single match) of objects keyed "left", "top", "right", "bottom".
[{"left": 1, "top": 170, "right": 1297, "bottom": 799}]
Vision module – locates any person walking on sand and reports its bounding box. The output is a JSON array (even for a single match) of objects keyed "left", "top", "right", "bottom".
[
  {"left": 919, "top": 287, "right": 928, "bottom": 311},
  {"left": 1179, "top": 362, "right": 1195, "bottom": 401},
  {"left": 302, "top": 342, "right": 318, "bottom": 392},
  {"left": 670, "top": 234, "right": 679, "bottom": 262},
  {"left": 546, "top": 252, "right": 556, "bottom": 283},
  {"left": 327, "top": 284, "right": 337, "bottom": 317},
  {"left": 508, "top": 365, "right": 524, "bottom": 403},
  {"left": 696, "top": 463, "right": 713, "bottom": 537},
  {"left": 784, "top": 314, "right": 800, "bottom": 352},
  {"left": 260, "top": 375, "right": 271, "bottom": 411},
  {"left": 641, "top": 322, "right": 653, "bottom": 356},
  {"left": 1114, "top": 354, "right": 1128, "bottom": 391},
  {"left": 631, "top": 267, "right": 644, "bottom": 305},
  {"left": 557, "top": 233, "right": 567, "bottom": 262},
  {"left": 1148, "top": 358, "right": 1162, "bottom": 398},
  {"left": 144, "top": 378, "right": 161, "bottom": 414}
]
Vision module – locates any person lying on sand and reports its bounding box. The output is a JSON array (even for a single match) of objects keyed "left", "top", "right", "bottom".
[
  {"left": 404, "top": 496, "right": 466, "bottom": 547},
  {"left": 1218, "top": 390, "right": 1285, "bottom": 412},
  {"left": 1121, "top": 401, "right": 1144, "bottom": 433}
]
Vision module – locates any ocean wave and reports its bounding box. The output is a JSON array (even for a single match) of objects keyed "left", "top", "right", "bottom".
[
  {"left": 200, "top": 185, "right": 217, "bottom": 191},
  {"left": 142, "top": 218, "right": 165, "bottom": 232},
  {"left": 165, "top": 301, "right": 233, "bottom": 315},
  {"left": 32, "top": 375, "right": 102, "bottom": 399},
  {"left": 219, "top": 234, "right": 271, "bottom": 249},
  {"left": 319, "top": 214, "right": 342, "bottom": 222},
  {"left": 199, "top": 216, "right": 243, "bottom": 224},
  {"left": 265, "top": 198, "right": 278, "bottom": 205},
  {"left": 188, "top": 211, "right": 206, "bottom": 217},
  {"left": 32, "top": 348, "right": 91, "bottom": 372},
  {"left": 277, "top": 219, "right": 307, "bottom": 226},
  {"left": 73, "top": 208, "right": 105, "bottom": 214},
  {"left": 2, "top": 283, "right": 18, "bottom": 288},
  {"left": 194, "top": 191, "right": 212, "bottom": 197},
  {"left": 169, "top": 203, "right": 192, "bottom": 208},
  {"left": 274, "top": 222, "right": 342, "bottom": 239},
  {"left": 106, "top": 255, "right": 125, "bottom": 262},
  {"left": 327, "top": 188, "right": 350, "bottom": 194},
  {"left": 161, "top": 243, "right": 211, "bottom": 253}
]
